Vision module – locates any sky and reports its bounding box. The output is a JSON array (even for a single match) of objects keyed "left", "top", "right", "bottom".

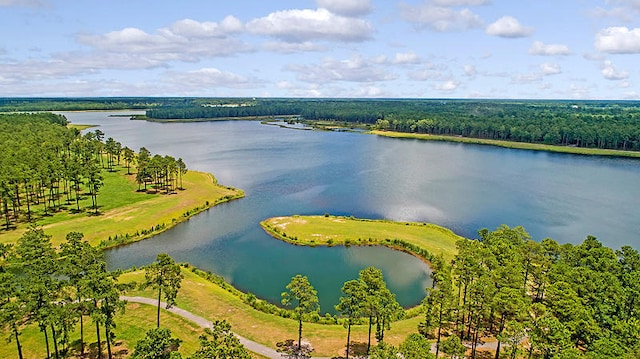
[{"left": 1, "top": 0, "right": 639, "bottom": 99}]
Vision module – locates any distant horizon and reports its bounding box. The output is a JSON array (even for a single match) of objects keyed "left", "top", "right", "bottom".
[
  {"left": 1, "top": 1, "right": 639, "bottom": 99},
  {"left": 2, "top": 96, "right": 640, "bottom": 103}
]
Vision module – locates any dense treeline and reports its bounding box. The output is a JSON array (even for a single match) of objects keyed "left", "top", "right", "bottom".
[
  {"left": 147, "top": 99, "right": 640, "bottom": 151},
  {"left": 0, "top": 113, "right": 187, "bottom": 230},
  {"left": 422, "top": 225, "right": 640, "bottom": 358}
]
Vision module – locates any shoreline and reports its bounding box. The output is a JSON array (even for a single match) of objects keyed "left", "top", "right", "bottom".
[
  {"left": 260, "top": 215, "right": 462, "bottom": 262},
  {"left": 371, "top": 130, "right": 640, "bottom": 159}
]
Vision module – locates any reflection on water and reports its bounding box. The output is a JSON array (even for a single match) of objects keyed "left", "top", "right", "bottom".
[{"left": 64, "top": 111, "right": 640, "bottom": 312}]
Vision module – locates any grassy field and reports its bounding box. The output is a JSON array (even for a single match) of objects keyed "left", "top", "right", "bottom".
[
  {"left": 119, "top": 268, "right": 426, "bottom": 358},
  {"left": 372, "top": 130, "right": 640, "bottom": 158},
  {"left": 261, "top": 215, "right": 462, "bottom": 262},
  {"left": 0, "top": 299, "right": 270, "bottom": 359},
  {"left": 0, "top": 167, "right": 244, "bottom": 248},
  {"left": 0, "top": 302, "right": 204, "bottom": 359}
]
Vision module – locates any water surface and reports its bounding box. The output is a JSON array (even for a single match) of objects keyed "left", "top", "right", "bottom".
[{"left": 64, "top": 111, "right": 640, "bottom": 311}]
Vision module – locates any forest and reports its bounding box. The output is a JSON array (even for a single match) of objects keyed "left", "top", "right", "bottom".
[
  {"left": 421, "top": 226, "right": 640, "bottom": 359},
  {"left": 0, "top": 113, "right": 187, "bottom": 231},
  {"left": 144, "top": 98, "right": 640, "bottom": 151}
]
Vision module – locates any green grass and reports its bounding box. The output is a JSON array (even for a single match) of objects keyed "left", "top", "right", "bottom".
[
  {"left": 119, "top": 267, "right": 427, "bottom": 358},
  {"left": 0, "top": 302, "right": 204, "bottom": 359},
  {"left": 0, "top": 166, "right": 244, "bottom": 248},
  {"left": 372, "top": 130, "right": 640, "bottom": 158},
  {"left": 260, "top": 215, "right": 462, "bottom": 262}
]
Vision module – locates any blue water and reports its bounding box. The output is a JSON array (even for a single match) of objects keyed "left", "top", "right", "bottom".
[{"left": 63, "top": 111, "right": 640, "bottom": 312}]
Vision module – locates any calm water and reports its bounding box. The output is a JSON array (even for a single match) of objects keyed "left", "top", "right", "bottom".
[{"left": 64, "top": 111, "right": 640, "bottom": 312}]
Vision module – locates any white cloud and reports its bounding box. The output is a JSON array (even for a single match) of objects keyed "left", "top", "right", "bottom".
[
  {"left": 485, "top": 16, "right": 533, "bottom": 38},
  {"left": 77, "top": 18, "right": 251, "bottom": 62},
  {"left": 263, "top": 41, "right": 326, "bottom": 53},
  {"left": 607, "top": 0, "right": 640, "bottom": 12},
  {"left": 512, "top": 73, "right": 542, "bottom": 84},
  {"left": 0, "top": 0, "right": 47, "bottom": 7},
  {"left": 317, "top": 0, "right": 372, "bottom": 16},
  {"left": 168, "top": 16, "right": 243, "bottom": 38},
  {"left": 601, "top": 60, "right": 629, "bottom": 80},
  {"left": 392, "top": 52, "right": 421, "bottom": 64},
  {"left": 408, "top": 63, "right": 450, "bottom": 81},
  {"left": 540, "top": 62, "right": 561, "bottom": 75},
  {"left": 435, "top": 80, "right": 460, "bottom": 91},
  {"left": 164, "top": 68, "right": 259, "bottom": 89},
  {"left": 463, "top": 64, "right": 477, "bottom": 77},
  {"left": 399, "top": 3, "right": 483, "bottom": 32},
  {"left": 433, "top": 0, "right": 491, "bottom": 5},
  {"left": 286, "top": 55, "right": 396, "bottom": 84},
  {"left": 353, "top": 84, "right": 386, "bottom": 97},
  {"left": 595, "top": 27, "right": 640, "bottom": 54},
  {"left": 246, "top": 8, "right": 374, "bottom": 42},
  {"left": 529, "top": 41, "right": 571, "bottom": 56}
]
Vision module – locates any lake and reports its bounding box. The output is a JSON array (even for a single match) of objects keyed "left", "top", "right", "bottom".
[{"left": 64, "top": 111, "right": 640, "bottom": 312}]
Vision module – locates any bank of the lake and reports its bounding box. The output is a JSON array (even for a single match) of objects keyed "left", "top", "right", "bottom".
[
  {"left": 260, "top": 215, "right": 462, "bottom": 262},
  {"left": 371, "top": 130, "right": 640, "bottom": 158}
]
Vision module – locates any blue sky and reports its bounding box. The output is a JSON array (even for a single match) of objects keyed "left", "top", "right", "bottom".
[{"left": 1, "top": 0, "right": 639, "bottom": 99}]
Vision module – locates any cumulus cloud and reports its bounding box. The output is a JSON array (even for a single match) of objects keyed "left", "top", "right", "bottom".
[
  {"left": 263, "top": 41, "right": 326, "bottom": 53},
  {"left": 0, "top": 0, "right": 47, "bottom": 7},
  {"left": 595, "top": 27, "right": 640, "bottom": 54},
  {"left": 77, "top": 17, "right": 250, "bottom": 62},
  {"left": 529, "top": 41, "right": 571, "bottom": 56},
  {"left": 164, "top": 67, "right": 259, "bottom": 89},
  {"left": 435, "top": 80, "right": 460, "bottom": 92},
  {"left": 408, "top": 63, "right": 450, "bottom": 81},
  {"left": 607, "top": 0, "right": 640, "bottom": 12},
  {"left": 485, "top": 16, "right": 533, "bottom": 38},
  {"left": 168, "top": 16, "right": 243, "bottom": 38},
  {"left": 540, "top": 62, "right": 561, "bottom": 75},
  {"left": 601, "top": 60, "right": 629, "bottom": 80},
  {"left": 317, "top": 0, "right": 372, "bottom": 16},
  {"left": 433, "top": 0, "right": 491, "bottom": 4},
  {"left": 463, "top": 64, "right": 477, "bottom": 77},
  {"left": 399, "top": 3, "right": 483, "bottom": 32},
  {"left": 392, "top": 52, "right": 421, "bottom": 64},
  {"left": 286, "top": 55, "right": 396, "bottom": 84},
  {"left": 246, "top": 8, "right": 374, "bottom": 42}
]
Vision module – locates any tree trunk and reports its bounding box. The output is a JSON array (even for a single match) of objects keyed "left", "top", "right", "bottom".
[
  {"left": 346, "top": 320, "right": 351, "bottom": 359},
  {"left": 13, "top": 323, "right": 23, "bottom": 359},
  {"left": 494, "top": 314, "right": 505, "bottom": 359},
  {"left": 298, "top": 317, "right": 303, "bottom": 354},
  {"left": 436, "top": 302, "right": 444, "bottom": 358},
  {"left": 106, "top": 326, "right": 112, "bottom": 359},
  {"left": 80, "top": 312, "right": 84, "bottom": 355},
  {"left": 51, "top": 323, "right": 60, "bottom": 359},
  {"left": 157, "top": 287, "right": 162, "bottom": 328},
  {"left": 367, "top": 316, "right": 373, "bottom": 354},
  {"left": 96, "top": 321, "right": 102, "bottom": 359},
  {"left": 43, "top": 326, "right": 51, "bottom": 359}
]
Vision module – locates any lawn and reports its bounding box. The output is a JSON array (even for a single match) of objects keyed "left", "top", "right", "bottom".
[
  {"left": 0, "top": 167, "right": 244, "bottom": 248},
  {"left": 0, "top": 302, "right": 204, "bottom": 359},
  {"left": 261, "top": 215, "right": 463, "bottom": 262}
]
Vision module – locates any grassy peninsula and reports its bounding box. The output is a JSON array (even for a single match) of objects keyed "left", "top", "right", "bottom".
[
  {"left": 260, "top": 215, "right": 462, "bottom": 262},
  {"left": 0, "top": 169, "right": 243, "bottom": 248}
]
